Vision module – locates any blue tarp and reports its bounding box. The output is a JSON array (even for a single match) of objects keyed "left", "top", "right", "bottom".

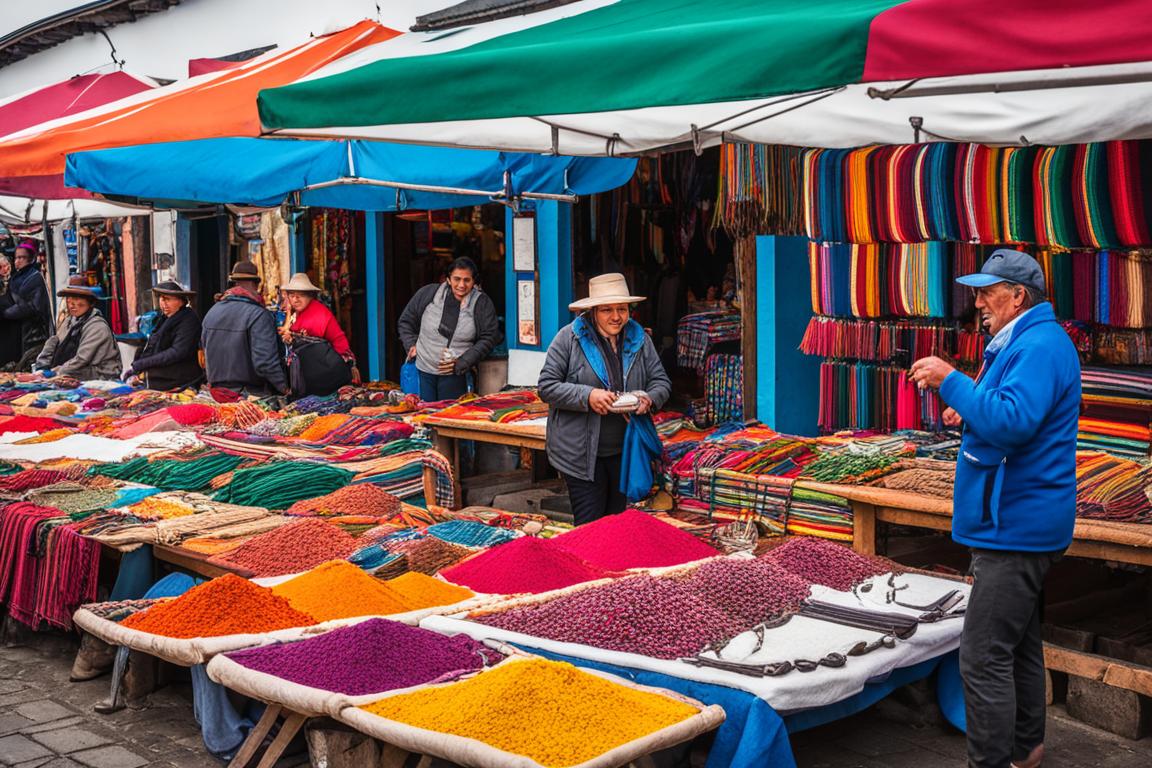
[
  {"left": 522, "top": 646, "right": 964, "bottom": 768},
  {"left": 64, "top": 137, "right": 637, "bottom": 211}
]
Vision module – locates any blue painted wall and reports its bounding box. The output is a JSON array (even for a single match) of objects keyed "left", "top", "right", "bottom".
[
  {"left": 505, "top": 201, "right": 573, "bottom": 352},
  {"left": 755, "top": 235, "right": 820, "bottom": 436},
  {"left": 364, "top": 212, "right": 388, "bottom": 381}
]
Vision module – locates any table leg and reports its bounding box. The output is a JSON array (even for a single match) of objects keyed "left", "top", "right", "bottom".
[
  {"left": 228, "top": 704, "right": 281, "bottom": 768},
  {"left": 853, "top": 502, "right": 877, "bottom": 555},
  {"left": 254, "top": 711, "right": 307, "bottom": 768}
]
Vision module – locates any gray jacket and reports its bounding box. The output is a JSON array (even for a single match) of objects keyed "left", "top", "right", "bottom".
[
  {"left": 538, "top": 316, "right": 670, "bottom": 482},
  {"left": 35, "top": 308, "right": 122, "bottom": 380},
  {"left": 201, "top": 291, "right": 288, "bottom": 394},
  {"left": 397, "top": 283, "right": 501, "bottom": 375}
]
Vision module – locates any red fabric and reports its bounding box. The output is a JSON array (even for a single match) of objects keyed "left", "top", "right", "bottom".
[
  {"left": 188, "top": 58, "right": 246, "bottom": 78},
  {"left": 223, "top": 285, "right": 265, "bottom": 304},
  {"left": 291, "top": 299, "right": 352, "bottom": 358},
  {"left": 0, "top": 72, "right": 152, "bottom": 140},
  {"left": 167, "top": 403, "right": 218, "bottom": 426},
  {"left": 0, "top": 415, "right": 65, "bottom": 435},
  {"left": 864, "top": 0, "right": 1152, "bottom": 81}
]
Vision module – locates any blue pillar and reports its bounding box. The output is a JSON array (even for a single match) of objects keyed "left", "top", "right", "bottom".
[
  {"left": 755, "top": 235, "right": 820, "bottom": 436},
  {"left": 289, "top": 220, "right": 308, "bottom": 274},
  {"left": 364, "top": 212, "right": 387, "bottom": 381},
  {"left": 504, "top": 201, "right": 574, "bottom": 352}
]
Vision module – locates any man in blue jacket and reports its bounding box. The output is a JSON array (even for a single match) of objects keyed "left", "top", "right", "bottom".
[{"left": 910, "top": 249, "right": 1080, "bottom": 768}]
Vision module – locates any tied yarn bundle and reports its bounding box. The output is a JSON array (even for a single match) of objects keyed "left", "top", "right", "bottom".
[{"left": 211, "top": 461, "right": 353, "bottom": 509}]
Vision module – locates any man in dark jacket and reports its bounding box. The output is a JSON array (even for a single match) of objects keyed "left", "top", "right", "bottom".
[
  {"left": 910, "top": 250, "right": 1080, "bottom": 768},
  {"left": 0, "top": 242, "right": 51, "bottom": 370},
  {"left": 201, "top": 262, "right": 287, "bottom": 396},
  {"left": 126, "top": 281, "right": 204, "bottom": 391}
]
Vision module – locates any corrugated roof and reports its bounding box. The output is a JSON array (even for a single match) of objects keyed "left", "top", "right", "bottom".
[
  {"left": 411, "top": 0, "right": 578, "bottom": 32},
  {"left": 0, "top": 0, "right": 182, "bottom": 68}
]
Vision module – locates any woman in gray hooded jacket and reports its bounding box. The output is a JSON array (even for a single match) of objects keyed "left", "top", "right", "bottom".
[{"left": 538, "top": 273, "right": 670, "bottom": 526}]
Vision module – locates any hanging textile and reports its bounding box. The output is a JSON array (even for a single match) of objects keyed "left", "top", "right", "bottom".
[
  {"left": 955, "top": 144, "right": 1002, "bottom": 243},
  {"left": 704, "top": 354, "right": 743, "bottom": 425},
  {"left": 1106, "top": 140, "right": 1152, "bottom": 247},
  {"left": 1034, "top": 145, "right": 1082, "bottom": 248},
  {"left": 999, "top": 146, "right": 1038, "bottom": 244},
  {"left": 1072, "top": 143, "right": 1119, "bottom": 249}
]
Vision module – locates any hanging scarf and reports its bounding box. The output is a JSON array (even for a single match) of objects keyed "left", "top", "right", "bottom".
[
  {"left": 223, "top": 285, "right": 264, "bottom": 304},
  {"left": 438, "top": 284, "right": 465, "bottom": 341},
  {"left": 50, "top": 308, "right": 98, "bottom": 368}
]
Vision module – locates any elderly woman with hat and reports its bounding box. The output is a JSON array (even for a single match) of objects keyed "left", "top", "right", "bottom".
[
  {"left": 398, "top": 256, "right": 502, "bottom": 402},
  {"left": 278, "top": 272, "right": 357, "bottom": 396},
  {"left": 538, "top": 273, "right": 671, "bottom": 525},
  {"left": 201, "top": 261, "right": 288, "bottom": 397},
  {"left": 125, "top": 281, "right": 203, "bottom": 391},
  {"left": 34, "top": 278, "right": 121, "bottom": 380}
]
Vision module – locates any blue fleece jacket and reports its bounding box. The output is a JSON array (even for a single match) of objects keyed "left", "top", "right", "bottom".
[{"left": 939, "top": 302, "right": 1081, "bottom": 552}]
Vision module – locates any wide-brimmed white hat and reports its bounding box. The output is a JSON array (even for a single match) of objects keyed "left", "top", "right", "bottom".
[
  {"left": 568, "top": 273, "right": 646, "bottom": 311},
  {"left": 283, "top": 273, "right": 322, "bottom": 293}
]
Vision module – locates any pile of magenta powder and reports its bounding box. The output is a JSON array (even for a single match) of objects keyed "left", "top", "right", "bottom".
[
  {"left": 676, "top": 557, "right": 812, "bottom": 628},
  {"left": 476, "top": 574, "right": 743, "bottom": 659},
  {"left": 549, "top": 510, "right": 719, "bottom": 570},
  {"left": 760, "top": 536, "right": 893, "bottom": 591},
  {"left": 439, "top": 536, "right": 609, "bottom": 594},
  {"left": 224, "top": 619, "right": 500, "bottom": 695}
]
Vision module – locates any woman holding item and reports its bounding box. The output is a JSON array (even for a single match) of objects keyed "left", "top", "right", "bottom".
[
  {"left": 538, "top": 273, "right": 671, "bottom": 525},
  {"left": 397, "top": 257, "right": 501, "bottom": 402},
  {"left": 278, "top": 272, "right": 357, "bottom": 396}
]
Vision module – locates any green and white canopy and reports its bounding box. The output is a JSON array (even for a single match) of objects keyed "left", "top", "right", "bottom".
[{"left": 258, "top": 0, "right": 1152, "bottom": 154}]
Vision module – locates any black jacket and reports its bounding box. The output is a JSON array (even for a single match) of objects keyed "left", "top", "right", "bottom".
[
  {"left": 0, "top": 264, "right": 51, "bottom": 353},
  {"left": 132, "top": 306, "right": 204, "bottom": 391},
  {"left": 201, "top": 292, "right": 287, "bottom": 394}
]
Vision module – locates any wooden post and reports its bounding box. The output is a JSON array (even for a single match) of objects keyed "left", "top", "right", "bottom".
[{"left": 853, "top": 502, "right": 878, "bottom": 555}]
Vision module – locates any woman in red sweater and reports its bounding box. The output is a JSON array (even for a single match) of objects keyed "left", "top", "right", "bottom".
[{"left": 279, "top": 273, "right": 357, "bottom": 396}]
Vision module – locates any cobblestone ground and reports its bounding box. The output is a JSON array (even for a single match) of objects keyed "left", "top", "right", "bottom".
[{"left": 3, "top": 635, "right": 1151, "bottom": 767}]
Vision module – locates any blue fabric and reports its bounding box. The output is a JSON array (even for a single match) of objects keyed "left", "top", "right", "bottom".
[
  {"left": 65, "top": 137, "right": 637, "bottom": 211},
  {"left": 417, "top": 370, "right": 468, "bottom": 402},
  {"left": 783, "top": 656, "right": 943, "bottom": 733},
  {"left": 939, "top": 302, "right": 1081, "bottom": 551},
  {"left": 112, "top": 486, "right": 162, "bottom": 507},
  {"left": 571, "top": 315, "right": 645, "bottom": 388},
  {"left": 108, "top": 546, "right": 156, "bottom": 601},
  {"left": 936, "top": 650, "right": 967, "bottom": 732},
  {"left": 620, "top": 414, "right": 662, "bottom": 502},
  {"left": 400, "top": 359, "right": 420, "bottom": 395},
  {"left": 191, "top": 663, "right": 255, "bottom": 759},
  {"left": 518, "top": 646, "right": 796, "bottom": 768}
]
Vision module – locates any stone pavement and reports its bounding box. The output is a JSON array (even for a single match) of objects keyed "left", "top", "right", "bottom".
[{"left": 3, "top": 633, "right": 1151, "bottom": 768}]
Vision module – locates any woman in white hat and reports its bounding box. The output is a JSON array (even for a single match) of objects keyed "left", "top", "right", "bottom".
[
  {"left": 538, "top": 273, "right": 671, "bottom": 525},
  {"left": 278, "top": 272, "right": 357, "bottom": 396},
  {"left": 125, "top": 281, "right": 203, "bottom": 391},
  {"left": 34, "top": 278, "right": 121, "bottom": 381}
]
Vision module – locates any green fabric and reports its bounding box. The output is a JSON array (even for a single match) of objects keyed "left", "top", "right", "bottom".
[{"left": 259, "top": 0, "right": 899, "bottom": 129}]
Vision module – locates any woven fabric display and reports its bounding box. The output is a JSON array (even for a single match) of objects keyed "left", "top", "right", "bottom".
[
  {"left": 676, "top": 311, "right": 741, "bottom": 373},
  {"left": 704, "top": 354, "right": 743, "bottom": 425},
  {"left": 818, "top": 361, "right": 943, "bottom": 433},
  {"left": 809, "top": 242, "right": 949, "bottom": 318}
]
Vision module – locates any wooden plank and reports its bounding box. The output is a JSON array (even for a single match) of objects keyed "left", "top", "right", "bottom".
[
  {"left": 852, "top": 502, "right": 878, "bottom": 555},
  {"left": 255, "top": 711, "right": 308, "bottom": 768},
  {"left": 432, "top": 425, "right": 546, "bottom": 451},
  {"left": 229, "top": 704, "right": 281, "bottom": 768},
  {"left": 873, "top": 507, "right": 952, "bottom": 532},
  {"left": 153, "top": 544, "right": 241, "bottom": 580},
  {"left": 1043, "top": 643, "right": 1152, "bottom": 698}
]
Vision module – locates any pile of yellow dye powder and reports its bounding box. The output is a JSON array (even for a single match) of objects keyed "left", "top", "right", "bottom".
[{"left": 359, "top": 658, "right": 697, "bottom": 767}]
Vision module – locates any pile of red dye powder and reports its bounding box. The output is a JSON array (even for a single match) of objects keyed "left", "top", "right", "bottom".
[
  {"left": 549, "top": 510, "right": 719, "bottom": 570},
  {"left": 440, "top": 537, "right": 608, "bottom": 594}
]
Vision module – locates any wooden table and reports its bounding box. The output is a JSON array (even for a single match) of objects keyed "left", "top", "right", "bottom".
[
  {"left": 422, "top": 416, "right": 547, "bottom": 507},
  {"left": 800, "top": 481, "right": 1152, "bottom": 701}
]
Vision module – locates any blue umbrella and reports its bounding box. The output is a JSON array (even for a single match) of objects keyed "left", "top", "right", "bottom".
[{"left": 64, "top": 137, "right": 637, "bottom": 211}]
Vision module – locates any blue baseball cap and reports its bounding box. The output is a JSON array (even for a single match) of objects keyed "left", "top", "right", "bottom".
[{"left": 955, "top": 248, "right": 1046, "bottom": 293}]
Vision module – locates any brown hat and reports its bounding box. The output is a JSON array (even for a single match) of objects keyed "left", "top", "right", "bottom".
[
  {"left": 152, "top": 280, "right": 195, "bottom": 298},
  {"left": 57, "top": 275, "right": 99, "bottom": 301},
  {"left": 228, "top": 261, "right": 260, "bottom": 282}
]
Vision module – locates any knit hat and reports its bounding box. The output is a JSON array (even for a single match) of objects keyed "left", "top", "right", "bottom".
[{"left": 228, "top": 261, "right": 260, "bottom": 282}]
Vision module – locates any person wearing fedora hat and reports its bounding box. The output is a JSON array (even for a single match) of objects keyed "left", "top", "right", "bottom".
[
  {"left": 538, "top": 273, "right": 671, "bottom": 525},
  {"left": 0, "top": 240, "right": 51, "bottom": 371},
  {"left": 277, "top": 272, "right": 357, "bottom": 396},
  {"left": 125, "top": 281, "right": 203, "bottom": 391},
  {"left": 34, "top": 278, "right": 121, "bottom": 380},
  {"left": 201, "top": 261, "right": 288, "bottom": 396},
  {"left": 398, "top": 257, "right": 501, "bottom": 402}
]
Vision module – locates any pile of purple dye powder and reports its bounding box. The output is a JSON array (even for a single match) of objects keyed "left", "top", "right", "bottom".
[
  {"left": 476, "top": 574, "right": 744, "bottom": 659},
  {"left": 224, "top": 619, "right": 499, "bottom": 695},
  {"left": 677, "top": 557, "right": 812, "bottom": 629}
]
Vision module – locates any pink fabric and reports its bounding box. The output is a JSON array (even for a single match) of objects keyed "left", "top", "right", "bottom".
[
  {"left": 0, "top": 72, "right": 152, "bottom": 139},
  {"left": 291, "top": 299, "right": 352, "bottom": 358},
  {"left": 864, "top": 0, "right": 1152, "bottom": 81}
]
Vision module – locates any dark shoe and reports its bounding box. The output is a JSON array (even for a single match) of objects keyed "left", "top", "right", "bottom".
[{"left": 1011, "top": 744, "right": 1044, "bottom": 768}]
